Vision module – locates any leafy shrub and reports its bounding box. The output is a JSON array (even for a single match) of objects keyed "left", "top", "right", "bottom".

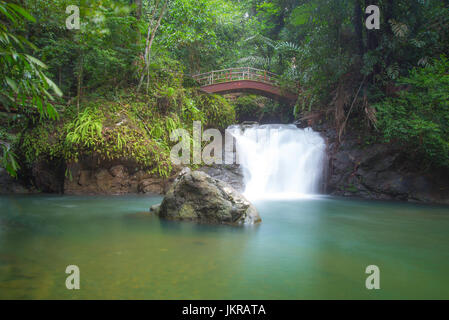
[
  {"left": 233, "top": 95, "right": 262, "bottom": 122},
  {"left": 374, "top": 56, "right": 449, "bottom": 168},
  {"left": 196, "top": 94, "right": 235, "bottom": 130}
]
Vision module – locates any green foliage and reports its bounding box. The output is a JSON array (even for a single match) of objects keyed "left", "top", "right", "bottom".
[
  {"left": 25, "top": 0, "right": 140, "bottom": 96},
  {"left": 0, "top": 0, "right": 62, "bottom": 117},
  {"left": 375, "top": 56, "right": 449, "bottom": 168},
  {"left": 194, "top": 93, "right": 235, "bottom": 130},
  {"left": 0, "top": 0, "right": 62, "bottom": 177},
  {"left": 234, "top": 95, "right": 263, "bottom": 122},
  {"left": 1, "top": 144, "right": 20, "bottom": 178},
  {"left": 238, "top": 33, "right": 300, "bottom": 82},
  {"left": 65, "top": 108, "right": 103, "bottom": 148},
  {"left": 242, "top": 0, "right": 448, "bottom": 133},
  {"left": 159, "top": 0, "right": 248, "bottom": 72},
  {"left": 18, "top": 79, "right": 235, "bottom": 178},
  {"left": 5, "top": 0, "right": 448, "bottom": 181},
  {"left": 20, "top": 121, "right": 66, "bottom": 166},
  {"left": 233, "top": 94, "right": 293, "bottom": 124},
  {"left": 19, "top": 98, "right": 173, "bottom": 178}
]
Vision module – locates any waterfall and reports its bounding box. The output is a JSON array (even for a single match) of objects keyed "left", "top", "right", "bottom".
[{"left": 228, "top": 124, "right": 326, "bottom": 200}]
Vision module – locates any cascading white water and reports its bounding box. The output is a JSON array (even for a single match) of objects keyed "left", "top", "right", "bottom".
[{"left": 228, "top": 124, "right": 326, "bottom": 200}]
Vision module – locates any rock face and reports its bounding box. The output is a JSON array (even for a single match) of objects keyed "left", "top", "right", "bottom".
[
  {"left": 313, "top": 124, "right": 449, "bottom": 205},
  {"left": 0, "top": 168, "right": 31, "bottom": 194},
  {"left": 155, "top": 169, "right": 261, "bottom": 225},
  {"left": 199, "top": 165, "right": 244, "bottom": 192},
  {"left": 64, "top": 158, "right": 170, "bottom": 195},
  {"left": 32, "top": 160, "right": 65, "bottom": 193}
]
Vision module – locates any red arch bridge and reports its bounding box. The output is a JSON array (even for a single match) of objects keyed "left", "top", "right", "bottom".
[{"left": 191, "top": 67, "right": 298, "bottom": 103}]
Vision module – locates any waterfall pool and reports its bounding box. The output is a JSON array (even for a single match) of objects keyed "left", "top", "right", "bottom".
[{"left": 0, "top": 194, "right": 448, "bottom": 299}]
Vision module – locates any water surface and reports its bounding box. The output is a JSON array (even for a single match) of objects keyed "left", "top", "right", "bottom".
[{"left": 0, "top": 195, "right": 448, "bottom": 299}]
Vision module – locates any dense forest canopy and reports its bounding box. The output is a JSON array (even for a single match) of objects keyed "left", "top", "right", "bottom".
[{"left": 1, "top": 0, "right": 448, "bottom": 182}]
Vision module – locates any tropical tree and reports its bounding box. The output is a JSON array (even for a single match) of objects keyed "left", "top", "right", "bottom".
[{"left": 0, "top": 0, "right": 62, "bottom": 177}]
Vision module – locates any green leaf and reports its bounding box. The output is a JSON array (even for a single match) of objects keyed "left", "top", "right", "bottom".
[
  {"left": 43, "top": 75, "right": 63, "bottom": 97},
  {"left": 0, "top": 5, "right": 17, "bottom": 23},
  {"left": 25, "top": 54, "right": 47, "bottom": 68},
  {"left": 7, "top": 3, "right": 36, "bottom": 22},
  {"left": 5, "top": 77, "right": 18, "bottom": 92},
  {"left": 46, "top": 103, "right": 59, "bottom": 120}
]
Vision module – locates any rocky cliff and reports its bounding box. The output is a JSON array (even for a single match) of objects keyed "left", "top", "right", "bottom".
[{"left": 316, "top": 124, "right": 449, "bottom": 205}]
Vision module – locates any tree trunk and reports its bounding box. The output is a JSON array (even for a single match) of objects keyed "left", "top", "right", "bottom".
[
  {"left": 137, "top": 0, "right": 168, "bottom": 93},
  {"left": 135, "top": 0, "right": 142, "bottom": 20},
  {"left": 76, "top": 55, "right": 83, "bottom": 114},
  {"left": 365, "top": 0, "right": 379, "bottom": 52},
  {"left": 353, "top": 0, "right": 364, "bottom": 55}
]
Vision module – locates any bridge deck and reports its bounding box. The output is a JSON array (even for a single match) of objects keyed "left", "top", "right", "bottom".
[
  {"left": 192, "top": 67, "right": 297, "bottom": 103},
  {"left": 192, "top": 67, "right": 279, "bottom": 86}
]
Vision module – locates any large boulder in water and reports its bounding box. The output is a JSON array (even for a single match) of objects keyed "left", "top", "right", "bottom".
[{"left": 154, "top": 169, "right": 261, "bottom": 225}]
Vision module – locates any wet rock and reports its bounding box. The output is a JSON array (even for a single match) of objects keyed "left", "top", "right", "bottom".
[
  {"left": 199, "top": 165, "right": 244, "bottom": 192},
  {"left": 109, "top": 165, "right": 128, "bottom": 179},
  {"left": 150, "top": 204, "right": 160, "bottom": 214},
  {"left": 138, "top": 178, "right": 165, "bottom": 194},
  {"left": 156, "top": 169, "right": 261, "bottom": 225}
]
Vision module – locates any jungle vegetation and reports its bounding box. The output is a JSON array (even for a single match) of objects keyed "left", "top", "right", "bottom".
[{"left": 1, "top": 0, "right": 448, "bottom": 181}]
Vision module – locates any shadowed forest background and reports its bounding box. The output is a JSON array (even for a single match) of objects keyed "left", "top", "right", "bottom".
[{"left": 1, "top": 0, "right": 448, "bottom": 189}]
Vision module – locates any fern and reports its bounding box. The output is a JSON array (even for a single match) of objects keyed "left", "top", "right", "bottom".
[
  {"left": 386, "top": 63, "right": 400, "bottom": 80},
  {"left": 238, "top": 56, "right": 271, "bottom": 68},
  {"left": 275, "top": 41, "right": 300, "bottom": 52},
  {"left": 390, "top": 19, "right": 409, "bottom": 38},
  {"left": 244, "top": 34, "right": 275, "bottom": 48},
  {"left": 65, "top": 108, "right": 103, "bottom": 148}
]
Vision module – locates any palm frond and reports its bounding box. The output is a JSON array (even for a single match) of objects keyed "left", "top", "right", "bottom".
[
  {"left": 244, "top": 34, "right": 275, "bottom": 48},
  {"left": 238, "top": 55, "right": 271, "bottom": 68},
  {"left": 389, "top": 19, "right": 409, "bottom": 38},
  {"left": 275, "top": 41, "right": 300, "bottom": 52}
]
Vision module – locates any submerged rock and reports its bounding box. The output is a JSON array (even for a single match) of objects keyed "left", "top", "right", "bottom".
[{"left": 155, "top": 168, "right": 261, "bottom": 225}]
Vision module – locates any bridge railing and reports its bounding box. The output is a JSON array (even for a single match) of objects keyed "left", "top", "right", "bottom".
[{"left": 192, "top": 67, "right": 280, "bottom": 87}]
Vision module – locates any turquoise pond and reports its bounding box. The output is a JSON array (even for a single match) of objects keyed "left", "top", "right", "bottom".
[{"left": 0, "top": 194, "right": 448, "bottom": 299}]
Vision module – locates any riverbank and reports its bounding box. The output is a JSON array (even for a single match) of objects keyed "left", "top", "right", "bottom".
[{"left": 2, "top": 122, "right": 449, "bottom": 205}]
